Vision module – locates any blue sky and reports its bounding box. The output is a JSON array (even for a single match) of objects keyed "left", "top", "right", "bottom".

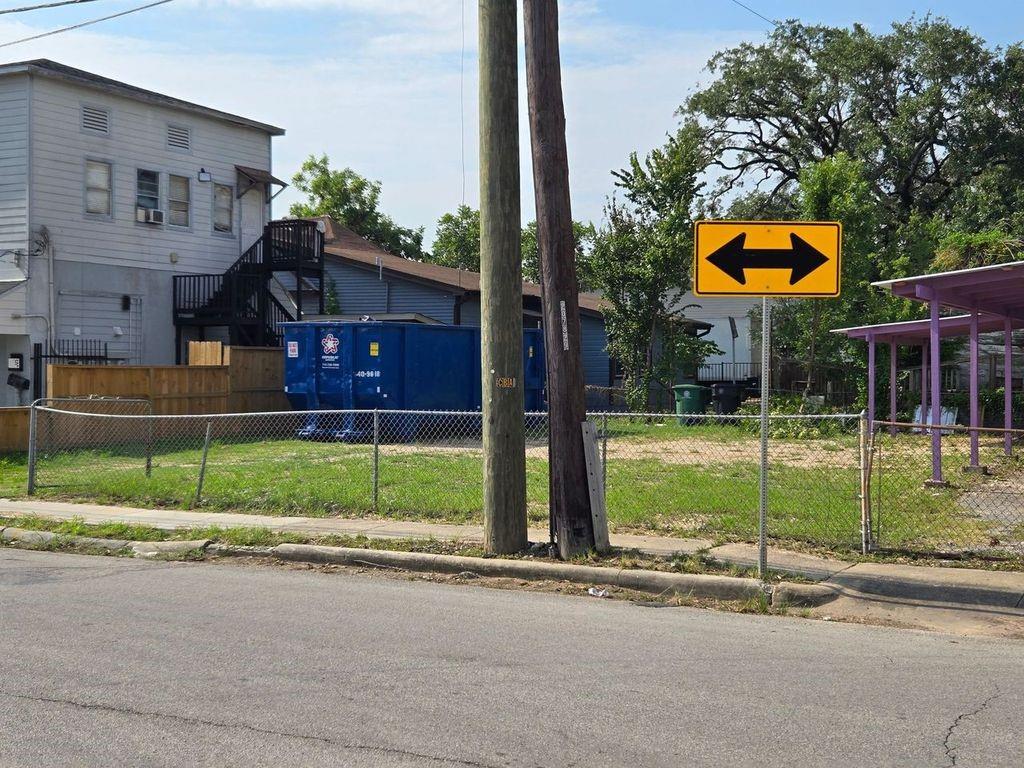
[{"left": 0, "top": 1, "right": 1019, "bottom": 245}]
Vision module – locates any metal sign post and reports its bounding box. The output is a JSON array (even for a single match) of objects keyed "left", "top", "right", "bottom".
[
  {"left": 693, "top": 220, "right": 843, "bottom": 582},
  {"left": 758, "top": 298, "right": 770, "bottom": 579}
]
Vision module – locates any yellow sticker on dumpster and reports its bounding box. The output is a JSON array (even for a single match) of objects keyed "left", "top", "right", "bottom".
[{"left": 369, "top": 342, "right": 379, "bottom": 357}]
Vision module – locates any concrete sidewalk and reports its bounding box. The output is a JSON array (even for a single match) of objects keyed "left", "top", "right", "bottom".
[{"left": 3, "top": 498, "right": 1023, "bottom": 637}]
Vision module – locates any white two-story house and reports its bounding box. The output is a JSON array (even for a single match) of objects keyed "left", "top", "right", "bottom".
[{"left": 0, "top": 59, "right": 294, "bottom": 405}]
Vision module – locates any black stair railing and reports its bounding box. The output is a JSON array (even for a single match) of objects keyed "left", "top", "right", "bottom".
[{"left": 173, "top": 219, "right": 324, "bottom": 344}]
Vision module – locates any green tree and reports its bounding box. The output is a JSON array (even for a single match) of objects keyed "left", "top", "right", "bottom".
[
  {"left": 428, "top": 206, "right": 596, "bottom": 287},
  {"left": 430, "top": 205, "right": 480, "bottom": 271},
  {"left": 520, "top": 220, "right": 596, "bottom": 288},
  {"left": 586, "top": 122, "right": 718, "bottom": 410},
  {"left": 290, "top": 155, "right": 425, "bottom": 259},
  {"left": 766, "top": 154, "right": 882, "bottom": 395}
]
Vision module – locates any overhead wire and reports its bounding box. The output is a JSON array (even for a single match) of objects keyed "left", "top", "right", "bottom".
[
  {"left": 727, "top": 0, "right": 778, "bottom": 28},
  {"left": 0, "top": 0, "right": 105, "bottom": 16},
  {"left": 0, "top": 0, "right": 176, "bottom": 49}
]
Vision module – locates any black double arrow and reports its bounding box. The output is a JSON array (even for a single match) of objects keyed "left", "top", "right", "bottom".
[{"left": 706, "top": 232, "right": 829, "bottom": 286}]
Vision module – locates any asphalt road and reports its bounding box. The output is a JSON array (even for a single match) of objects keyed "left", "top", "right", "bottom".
[{"left": 1, "top": 550, "right": 1022, "bottom": 768}]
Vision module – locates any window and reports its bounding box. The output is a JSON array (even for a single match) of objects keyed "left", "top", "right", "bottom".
[
  {"left": 85, "top": 160, "right": 112, "bottom": 216},
  {"left": 167, "top": 124, "right": 191, "bottom": 151},
  {"left": 136, "top": 169, "right": 160, "bottom": 211},
  {"left": 213, "top": 183, "right": 233, "bottom": 233},
  {"left": 168, "top": 174, "right": 190, "bottom": 227},
  {"left": 81, "top": 105, "right": 109, "bottom": 135}
]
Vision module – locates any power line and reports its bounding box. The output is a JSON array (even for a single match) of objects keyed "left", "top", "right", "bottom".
[
  {"left": 0, "top": 0, "right": 105, "bottom": 16},
  {"left": 0, "top": 0, "right": 176, "bottom": 49},
  {"left": 728, "top": 0, "right": 778, "bottom": 27}
]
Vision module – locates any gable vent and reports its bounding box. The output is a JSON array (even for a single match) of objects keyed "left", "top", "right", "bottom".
[
  {"left": 167, "top": 124, "right": 191, "bottom": 151},
  {"left": 81, "top": 105, "right": 109, "bottom": 134}
]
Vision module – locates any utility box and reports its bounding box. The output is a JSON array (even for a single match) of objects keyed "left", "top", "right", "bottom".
[{"left": 281, "top": 321, "right": 545, "bottom": 440}]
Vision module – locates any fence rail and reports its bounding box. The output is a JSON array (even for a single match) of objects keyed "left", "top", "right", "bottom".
[
  {"left": 22, "top": 403, "right": 866, "bottom": 550},
  {"left": 16, "top": 401, "right": 1024, "bottom": 559}
]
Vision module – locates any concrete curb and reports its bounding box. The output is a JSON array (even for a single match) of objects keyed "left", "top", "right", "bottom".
[
  {"left": 272, "top": 543, "right": 766, "bottom": 602},
  {"left": 131, "top": 539, "right": 211, "bottom": 557},
  {"left": 771, "top": 582, "right": 840, "bottom": 608},
  {"left": 2, "top": 527, "right": 57, "bottom": 546}
]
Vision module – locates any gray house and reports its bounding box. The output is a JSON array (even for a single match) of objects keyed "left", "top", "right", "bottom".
[
  {"left": 313, "top": 219, "right": 614, "bottom": 404},
  {"left": 0, "top": 59, "right": 287, "bottom": 405}
]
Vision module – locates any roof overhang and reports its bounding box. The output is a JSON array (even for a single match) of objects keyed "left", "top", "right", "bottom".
[
  {"left": 0, "top": 59, "right": 285, "bottom": 136},
  {"left": 833, "top": 314, "right": 1024, "bottom": 345},
  {"left": 872, "top": 261, "right": 1024, "bottom": 322}
]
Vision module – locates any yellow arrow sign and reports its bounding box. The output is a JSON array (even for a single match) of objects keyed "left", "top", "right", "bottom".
[{"left": 693, "top": 221, "right": 841, "bottom": 297}]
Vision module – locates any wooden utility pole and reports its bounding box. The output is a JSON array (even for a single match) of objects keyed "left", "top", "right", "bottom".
[
  {"left": 479, "top": 0, "right": 527, "bottom": 554},
  {"left": 524, "top": 0, "right": 595, "bottom": 558}
]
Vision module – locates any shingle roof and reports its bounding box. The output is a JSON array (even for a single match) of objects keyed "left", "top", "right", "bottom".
[{"left": 317, "top": 217, "right": 607, "bottom": 315}]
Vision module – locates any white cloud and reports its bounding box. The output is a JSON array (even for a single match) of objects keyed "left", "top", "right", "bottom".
[{"left": 0, "top": 4, "right": 757, "bottom": 246}]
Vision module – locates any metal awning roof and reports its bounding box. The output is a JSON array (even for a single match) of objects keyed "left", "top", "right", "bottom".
[
  {"left": 832, "top": 314, "right": 1024, "bottom": 345},
  {"left": 872, "top": 260, "right": 1024, "bottom": 320},
  {"left": 236, "top": 166, "right": 288, "bottom": 199}
]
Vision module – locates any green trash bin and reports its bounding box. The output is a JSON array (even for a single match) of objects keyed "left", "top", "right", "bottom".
[{"left": 673, "top": 384, "right": 711, "bottom": 423}]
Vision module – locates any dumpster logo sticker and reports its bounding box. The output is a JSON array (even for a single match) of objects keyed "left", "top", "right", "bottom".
[
  {"left": 321, "top": 333, "right": 340, "bottom": 355},
  {"left": 286, "top": 341, "right": 299, "bottom": 358}
]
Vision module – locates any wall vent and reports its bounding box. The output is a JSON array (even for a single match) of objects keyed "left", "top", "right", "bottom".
[
  {"left": 167, "top": 124, "right": 191, "bottom": 151},
  {"left": 81, "top": 105, "right": 110, "bottom": 134}
]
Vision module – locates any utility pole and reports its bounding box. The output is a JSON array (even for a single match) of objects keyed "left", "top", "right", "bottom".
[
  {"left": 524, "top": 0, "right": 595, "bottom": 558},
  {"left": 479, "top": 0, "right": 527, "bottom": 554}
]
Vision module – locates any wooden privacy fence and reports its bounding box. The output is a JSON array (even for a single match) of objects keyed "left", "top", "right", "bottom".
[
  {"left": 0, "top": 407, "right": 30, "bottom": 453},
  {"left": 45, "top": 343, "right": 288, "bottom": 416}
]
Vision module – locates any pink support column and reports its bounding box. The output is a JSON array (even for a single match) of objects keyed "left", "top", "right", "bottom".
[
  {"left": 929, "top": 296, "right": 943, "bottom": 484},
  {"left": 867, "top": 335, "right": 876, "bottom": 428},
  {"left": 889, "top": 340, "right": 898, "bottom": 435},
  {"left": 921, "top": 342, "right": 929, "bottom": 427},
  {"left": 1006, "top": 319, "right": 1013, "bottom": 457},
  {"left": 969, "top": 310, "right": 980, "bottom": 468}
]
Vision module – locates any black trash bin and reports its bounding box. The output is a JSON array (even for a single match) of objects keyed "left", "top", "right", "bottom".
[{"left": 711, "top": 382, "right": 745, "bottom": 415}]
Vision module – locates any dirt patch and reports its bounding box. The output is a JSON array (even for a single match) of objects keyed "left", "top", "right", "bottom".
[{"left": 375, "top": 437, "right": 857, "bottom": 469}]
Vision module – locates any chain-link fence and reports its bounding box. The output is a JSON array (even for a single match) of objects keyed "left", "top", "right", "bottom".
[
  {"left": 870, "top": 422, "right": 1024, "bottom": 556},
  {"left": 24, "top": 401, "right": 869, "bottom": 548}
]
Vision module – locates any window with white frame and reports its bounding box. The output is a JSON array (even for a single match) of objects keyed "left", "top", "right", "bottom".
[
  {"left": 85, "top": 160, "right": 112, "bottom": 216},
  {"left": 213, "top": 183, "right": 234, "bottom": 233},
  {"left": 136, "top": 169, "right": 160, "bottom": 211},
  {"left": 168, "top": 174, "right": 190, "bottom": 227}
]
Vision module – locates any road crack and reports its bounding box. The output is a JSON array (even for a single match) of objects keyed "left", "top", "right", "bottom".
[
  {"left": 0, "top": 689, "right": 502, "bottom": 768},
  {"left": 941, "top": 686, "right": 1001, "bottom": 767}
]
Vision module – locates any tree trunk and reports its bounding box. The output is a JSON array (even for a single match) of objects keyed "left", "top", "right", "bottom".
[
  {"left": 479, "top": 0, "right": 527, "bottom": 554},
  {"left": 524, "top": 0, "right": 595, "bottom": 558}
]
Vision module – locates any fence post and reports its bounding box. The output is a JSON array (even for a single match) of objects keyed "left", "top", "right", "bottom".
[
  {"left": 145, "top": 406, "right": 153, "bottom": 479},
  {"left": 601, "top": 413, "right": 608, "bottom": 490},
  {"left": 372, "top": 409, "right": 380, "bottom": 513},
  {"left": 194, "top": 421, "right": 213, "bottom": 507},
  {"left": 858, "top": 410, "right": 870, "bottom": 554},
  {"left": 26, "top": 401, "right": 39, "bottom": 495}
]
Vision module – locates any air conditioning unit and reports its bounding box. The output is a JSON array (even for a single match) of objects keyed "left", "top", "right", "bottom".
[{"left": 136, "top": 207, "right": 165, "bottom": 225}]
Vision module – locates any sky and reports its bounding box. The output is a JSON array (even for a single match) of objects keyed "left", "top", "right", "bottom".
[{"left": 0, "top": 0, "right": 1021, "bottom": 247}]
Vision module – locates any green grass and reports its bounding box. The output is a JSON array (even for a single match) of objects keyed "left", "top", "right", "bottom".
[{"left": 0, "top": 420, "right": 1017, "bottom": 556}]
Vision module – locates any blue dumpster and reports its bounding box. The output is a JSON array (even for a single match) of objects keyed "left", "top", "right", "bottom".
[{"left": 281, "top": 321, "right": 546, "bottom": 440}]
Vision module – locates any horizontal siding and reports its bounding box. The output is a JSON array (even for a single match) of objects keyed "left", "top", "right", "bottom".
[
  {"left": 387, "top": 280, "right": 455, "bottom": 323},
  {"left": 672, "top": 289, "right": 758, "bottom": 363},
  {"left": 29, "top": 76, "right": 272, "bottom": 276},
  {"left": 325, "top": 259, "right": 387, "bottom": 314},
  {"left": 0, "top": 74, "right": 29, "bottom": 259},
  {"left": 0, "top": 285, "right": 27, "bottom": 334},
  {"left": 56, "top": 291, "right": 143, "bottom": 363},
  {"left": 580, "top": 314, "right": 609, "bottom": 387},
  {"left": 323, "top": 258, "right": 455, "bottom": 322}
]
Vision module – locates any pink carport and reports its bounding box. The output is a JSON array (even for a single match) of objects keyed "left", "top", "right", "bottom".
[{"left": 834, "top": 261, "right": 1024, "bottom": 484}]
